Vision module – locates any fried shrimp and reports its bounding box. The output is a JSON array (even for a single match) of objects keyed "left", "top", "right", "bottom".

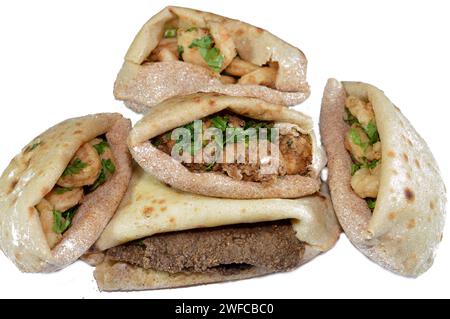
[
  {"left": 225, "top": 57, "right": 259, "bottom": 77},
  {"left": 45, "top": 187, "right": 83, "bottom": 213},
  {"left": 346, "top": 96, "right": 375, "bottom": 127},
  {"left": 177, "top": 28, "right": 210, "bottom": 67},
  {"left": 36, "top": 199, "right": 62, "bottom": 249},
  {"left": 57, "top": 143, "right": 102, "bottom": 188},
  {"left": 207, "top": 21, "right": 236, "bottom": 71},
  {"left": 351, "top": 165, "right": 380, "bottom": 198}
]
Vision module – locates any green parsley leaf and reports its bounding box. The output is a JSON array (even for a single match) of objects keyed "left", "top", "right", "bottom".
[
  {"left": 349, "top": 128, "right": 368, "bottom": 151},
  {"left": 366, "top": 198, "right": 376, "bottom": 211},
  {"left": 189, "top": 35, "right": 213, "bottom": 49},
  {"left": 202, "top": 47, "right": 224, "bottom": 72},
  {"left": 164, "top": 28, "right": 177, "bottom": 38},
  {"left": 364, "top": 121, "right": 379, "bottom": 145},
  {"left": 189, "top": 36, "right": 224, "bottom": 72},
  {"left": 177, "top": 45, "right": 184, "bottom": 59},
  {"left": 152, "top": 137, "right": 163, "bottom": 147},
  {"left": 89, "top": 170, "right": 105, "bottom": 192},
  {"left": 52, "top": 206, "right": 78, "bottom": 234},
  {"left": 55, "top": 187, "right": 73, "bottom": 195},
  {"left": 344, "top": 108, "right": 359, "bottom": 126},
  {"left": 93, "top": 140, "right": 109, "bottom": 155},
  {"left": 186, "top": 27, "right": 198, "bottom": 32},
  {"left": 88, "top": 159, "right": 116, "bottom": 192},
  {"left": 351, "top": 162, "right": 362, "bottom": 175},
  {"left": 62, "top": 159, "right": 87, "bottom": 177},
  {"left": 102, "top": 159, "right": 116, "bottom": 174},
  {"left": 211, "top": 116, "right": 228, "bottom": 131},
  {"left": 365, "top": 159, "right": 380, "bottom": 170}
]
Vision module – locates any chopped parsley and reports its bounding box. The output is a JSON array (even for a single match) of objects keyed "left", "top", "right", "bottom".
[
  {"left": 351, "top": 159, "right": 380, "bottom": 175},
  {"left": 93, "top": 140, "right": 109, "bottom": 155},
  {"left": 366, "top": 198, "right": 376, "bottom": 211},
  {"left": 189, "top": 35, "right": 224, "bottom": 72},
  {"left": 190, "top": 35, "right": 213, "bottom": 49},
  {"left": 365, "top": 159, "right": 380, "bottom": 170},
  {"left": 177, "top": 45, "right": 184, "bottom": 59},
  {"left": 152, "top": 137, "right": 163, "bottom": 147},
  {"left": 55, "top": 187, "right": 73, "bottom": 195},
  {"left": 351, "top": 163, "right": 362, "bottom": 175},
  {"left": 211, "top": 115, "right": 228, "bottom": 131},
  {"left": 89, "top": 159, "right": 116, "bottom": 192},
  {"left": 349, "top": 128, "right": 368, "bottom": 152},
  {"left": 52, "top": 206, "right": 78, "bottom": 234},
  {"left": 186, "top": 27, "right": 198, "bottom": 32},
  {"left": 62, "top": 159, "right": 87, "bottom": 177},
  {"left": 364, "top": 121, "right": 379, "bottom": 145},
  {"left": 344, "top": 108, "right": 359, "bottom": 126},
  {"left": 164, "top": 28, "right": 177, "bottom": 38}
]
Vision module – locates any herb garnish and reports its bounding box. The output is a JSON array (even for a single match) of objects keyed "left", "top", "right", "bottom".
[
  {"left": 164, "top": 28, "right": 177, "bottom": 38},
  {"left": 349, "top": 128, "right": 368, "bottom": 152},
  {"left": 62, "top": 159, "right": 87, "bottom": 177},
  {"left": 366, "top": 198, "right": 376, "bottom": 210},
  {"left": 351, "top": 163, "right": 362, "bottom": 175},
  {"left": 52, "top": 206, "right": 78, "bottom": 234},
  {"left": 89, "top": 159, "right": 116, "bottom": 192},
  {"left": 93, "top": 140, "right": 109, "bottom": 155},
  {"left": 364, "top": 121, "right": 379, "bottom": 145},
  {"left": 189, "top": 36, "right": 224, "bottom": 72},
  {"left": 177, "top": 45, "right": 184, "bottom": 59},
  {"left": 55, "top": 187, "right": 73, "bottom": 195},
  {"left": 344, "top": 108, "right": 359, "bottom": 126},
  {"left": 186, "top": 27, "right": 198, "bottom": 32},
  {"left": 211, "top": 115, "right": 228, "bottom": 131}
]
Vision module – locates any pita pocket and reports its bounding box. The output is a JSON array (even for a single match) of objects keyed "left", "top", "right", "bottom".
[
  {"left": 114, "top": 6, "right": 310, "bottom": 113},
  {"left": 320, "top": 79, "right": 446, "bottom": 277},
  {"left": 0, "top": 113, "right": 132, "bottom": 272},
  {"left": 93, "top": 166, "right": 340, "bottom": 291},
  {"left": 128, "top": 93, "right": 326, "bottom": 199}
]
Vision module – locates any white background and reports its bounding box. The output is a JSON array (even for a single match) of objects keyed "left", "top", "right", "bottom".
[{"left": 0, "top": 0, "right": 449, "bottom": 299}]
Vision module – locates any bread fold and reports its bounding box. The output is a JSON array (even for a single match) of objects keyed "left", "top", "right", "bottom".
[
  {"left": 320, "top": 79, "right": 446, "bottom": 277},
  {"left": 114, "top": 6, "right": 310, "bottom": 113}
]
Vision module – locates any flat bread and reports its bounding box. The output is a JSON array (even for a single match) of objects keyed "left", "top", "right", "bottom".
[
  {"left": 0, "top": 114, "right": 132, "bottom": 272},
  {"left": 114, "top": 6, "right": 310, "bottom": 113},
  {"left": 320, "top": 79, "right": 446, "bottom": 277},
  {"left": 128, "top": 93, "right": 326, "bottom": 199}
]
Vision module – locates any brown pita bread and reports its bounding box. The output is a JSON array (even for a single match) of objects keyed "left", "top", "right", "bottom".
[
  {"left": 93, "top": 166, "right": 340, "bottom": 291},
  {"left": 95, "top": 246, "right": 320, "bottom": 291},
  {"left": 320, "top": 79, "right": 446, "bottom": 277},
  {"left": 0, "top": 114, "right": 132, "bottom": 272},
  {"left": 114, "top": 6, "right": 310, "bottom": 113},
  {"left": 128, "top": 93, "right": 326, "bottom": 199}
]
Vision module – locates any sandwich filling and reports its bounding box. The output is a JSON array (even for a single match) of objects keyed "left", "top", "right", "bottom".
[
  {"left": 343, "top": 95, "right": 381, "bottom": 211},
  {"left": 107, "top": 220, "right": 304, "bottom": 275},
  {"left": 151, "top": 111, "right": 313, "bottom": 183},
  {"left": 29, "top": 137, "right": 117, "bottom": 248},
  {"left": 146, "top": 23, "right": 279, "bottom": 88}
]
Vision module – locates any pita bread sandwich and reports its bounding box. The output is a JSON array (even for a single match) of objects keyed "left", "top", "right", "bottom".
[
  {"left": 128, "top": 93, "right": 326, "bottom": 199},
  {"left": 0, "top": 113, "right": 132, "bottom": 272},
  {"left": 93, "top": 166, "right": 340, "bottom": 291},
  {"left": 319, "top": 79, "right": 446, "bottom": 277},
  {"left": 114, "top": 6, "right": 310, "bottom": 113}
]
